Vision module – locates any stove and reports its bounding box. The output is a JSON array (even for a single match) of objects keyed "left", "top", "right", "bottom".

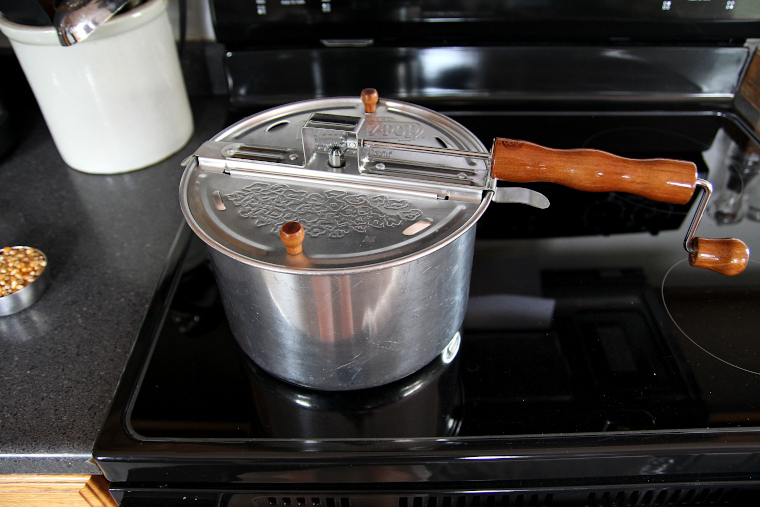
[
  {"left": 94, "top": 1, "right": 760, "bottom": 504},
  {"left": 93, "top": 111, "right": 760, "bottom": 506}
]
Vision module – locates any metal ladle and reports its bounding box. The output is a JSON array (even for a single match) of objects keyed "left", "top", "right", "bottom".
[{"left": 53, "top": 0, "right": 139, "bottom": 46}]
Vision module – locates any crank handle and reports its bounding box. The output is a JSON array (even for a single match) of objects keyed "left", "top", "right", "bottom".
[{"left": 490, "top": 139, "right": 750, "bottom": 275}]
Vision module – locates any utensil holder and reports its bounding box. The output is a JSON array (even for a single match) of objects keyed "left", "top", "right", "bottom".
[{"left": 0, "top": 0, "right": 193, "bottom": 174}]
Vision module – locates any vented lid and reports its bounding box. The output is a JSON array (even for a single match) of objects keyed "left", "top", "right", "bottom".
[{"left": 179, "top": 95, "right": 493, "bottom": 273}]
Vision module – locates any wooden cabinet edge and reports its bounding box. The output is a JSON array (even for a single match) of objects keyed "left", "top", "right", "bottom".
[
  {"left": 0, "top": 474, "right": 117, "bottom": 506},
  {"left": 80, "top": 475, "right": 118, "bottom": 507}
]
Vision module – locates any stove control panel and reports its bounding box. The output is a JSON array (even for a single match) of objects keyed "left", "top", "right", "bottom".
[
  {"left": 212, "top": 0, "right": 760, "bottom": 46},
  {"left": 229, "top": 0, "right": 760, "bottom": 20}
]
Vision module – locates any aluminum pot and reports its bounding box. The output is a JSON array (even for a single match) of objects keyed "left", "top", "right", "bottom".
[
  {"left": 181, "top": 93, "right": 492, "bottom": 390},
  {"left": 180, "top": 90, "right": 749, "bottom": 391}
]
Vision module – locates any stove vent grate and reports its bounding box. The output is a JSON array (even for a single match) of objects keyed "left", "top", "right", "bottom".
[
  {"left": 255, "top": 488, "right": 745, "bottom": 507},
  {"left": 399, "top": 494, "right": 554, "bottom": 506},
  {"left": 257, "top": 494, "right": 555, "bottom": 507},
  {"left": 262, "top": 498, "right": 350, "bottom": 507},
  {"left": 584, "top": 487, "right": 739, "bottom": 506}
]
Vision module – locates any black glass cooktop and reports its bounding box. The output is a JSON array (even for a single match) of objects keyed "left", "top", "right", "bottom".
[
  {"left": 123, "top": 228, "right": 760, "bottom": 442},
  {"left": 94, "top": 111, "right": 760, "bottom": 494},
  {"left": 127, "top": 232, "right": 701, "bottom": 440}
]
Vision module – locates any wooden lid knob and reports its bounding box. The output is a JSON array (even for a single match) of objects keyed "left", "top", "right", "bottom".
[
  {"left": 280, "top": 221, "right": 305, "bottom": 255},
  {"left": 361, "top": 88, "right": 379, "bottom": 113},
  {"left": 689, "top": 237, "right": 750, "bottom": 276}
]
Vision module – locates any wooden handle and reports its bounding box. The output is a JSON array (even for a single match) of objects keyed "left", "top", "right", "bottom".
[
  {"left": 689, "top": 237, "right": 750, "bottom": 276},
  {"left": 361, "top": 88, "right": 379, "bottom": 113},
  {"left": 491, "top": 138, "right": 698, "bottom": 204},
  {"left": 280, "top": 222, "right": 305, "bottom": 255}
]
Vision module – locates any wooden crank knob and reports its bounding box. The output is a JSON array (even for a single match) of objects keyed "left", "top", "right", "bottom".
[
  {"left": 361, "top": 88, "right": 379, "bottom": 113},
  {"left": 280, "top": 221, "right": 305, "bottom": 255},
  {"left": 689, "top": 237, "right": 750, "bottom": 276}
]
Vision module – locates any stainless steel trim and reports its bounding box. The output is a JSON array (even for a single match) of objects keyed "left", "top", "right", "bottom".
[
  {"left": 493, "top": 187, "right": 550, "bottom": 209},
  {"left": 683, "top": 179, "right": 712, "bottom": 255},
  {"left": 361, "top": 140, "right": 491, "bottom": 160}
]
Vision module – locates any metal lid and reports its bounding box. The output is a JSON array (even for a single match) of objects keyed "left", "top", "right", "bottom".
[{"left": 179, "top": 95, "right": 493, "bottom": 273}]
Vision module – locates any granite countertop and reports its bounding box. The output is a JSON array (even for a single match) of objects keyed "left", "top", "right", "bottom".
[{"left": 0, "top": 96, "right": 229, "bottom": 475}]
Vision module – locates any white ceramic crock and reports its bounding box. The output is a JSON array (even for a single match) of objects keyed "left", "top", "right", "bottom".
[{"left": 0, "top": 0, "right": 193, "bottom": 174}]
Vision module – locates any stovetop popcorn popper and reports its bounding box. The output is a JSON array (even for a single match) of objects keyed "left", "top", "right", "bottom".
[{"left": 179, "top": 89, "right": 749, "bottom": 391}]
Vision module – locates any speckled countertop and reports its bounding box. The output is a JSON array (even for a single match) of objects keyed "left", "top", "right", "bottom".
[{"left": 0, "top": 96, "right": 228, "bottom": 474}]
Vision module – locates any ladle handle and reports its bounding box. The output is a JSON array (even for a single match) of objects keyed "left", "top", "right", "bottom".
[
  {"left": 490, "top": 138, "right": 697, "bottom": 204},
  {"left": 689, "top": 237, "right": 750, "bottom": 276}
]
